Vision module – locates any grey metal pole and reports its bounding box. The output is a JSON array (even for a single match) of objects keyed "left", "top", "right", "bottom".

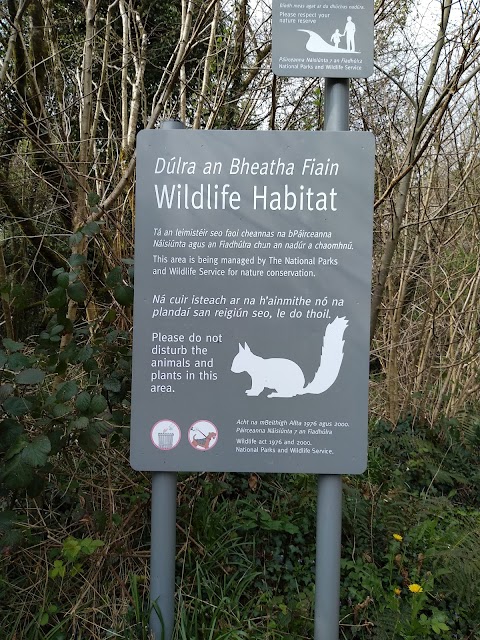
[
  {"left": 150, "top": 471, "right": 177, "bottom": 640},
  {"left": 149, "top": 118, "right": 185, "bottom": 640},
  {"left": 324, "top": 78, "right": 349, "bottom": 132},
  {"left": 314, "top": 474, "right": 343, "bottom": 639},
  {"left": 314, "top": 77, "right": 349, "bottom": 640}
]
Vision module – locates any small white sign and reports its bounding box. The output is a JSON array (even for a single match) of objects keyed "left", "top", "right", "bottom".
[{"left": 272, "top": 1, "right": 374, "bottom": 77}]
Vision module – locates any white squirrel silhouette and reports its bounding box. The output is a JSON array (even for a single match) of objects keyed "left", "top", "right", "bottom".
[{"left": 231, "top": 316, "right": 348, "bottom": 398}]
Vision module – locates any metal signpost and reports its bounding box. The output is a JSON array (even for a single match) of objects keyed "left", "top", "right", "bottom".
[
  {"left": 132, "top": 124, "right": 374, "bottom": 638},
  {"left": 147, "top": 119, "right": 184, "bottom": 640},
  {"left": 131, "top": 4, "right": 374, "bottom": 639}
]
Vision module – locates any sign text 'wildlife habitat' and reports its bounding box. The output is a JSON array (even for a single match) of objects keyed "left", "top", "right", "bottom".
[{"left": 130, "top": 130, "right": 374, "bottom": 473}]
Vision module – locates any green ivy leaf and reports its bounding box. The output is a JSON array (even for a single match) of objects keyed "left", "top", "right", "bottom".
[
  {"left": 58, "top": 341, "right": 77, "bottom": 363},
  {"left": 7, "top": 352, "right": 31, "bottom": 371},
  {"left": 87, "top": 192, "right": 100, "bottom": 207},
  {"left": 69, "top": 416, "right": 89, "bottom": 431},
  {"left": 15, "top": 368, "right": 46, "bottom": 385},
  {"left": 78, "top": 425, "right": 101, "bottom": 452},
  {"left": 47, "top": 287, "right": 67, "bottom": 309},
  {"left": 82, "top": 221, "right": 100, "bottom": 236},
  {"left": 89, "top": 394, "right": 107, "bottom": 415},
  {"left": 0, "top": 349, "right": 7, "bottom": 367},
  {"left": 3, "top": 338, "right": 25, "bottom": 352},
  {"left": 21, "top": 435, "right": 51, "bottom": 467},
  {"left": 56, "top": 272, "right": 70, "bottom": 288},
  {"left": 103, "top": 308, "right": 116, "bottom": 323},
  {"left": 69, "top": 231, "right": 84, "bottom": 247},
  {"left": 91, "top": 420, "right": 111, "bottom": 436},
  {"left": 75, "top": 391, "right": 91, "bottom": 414},
  {"left": 52, "top": 403, "right": 71, "bottom": 418},
  {"left": 0, "top": 419, "right": 23, "bottom": 452},
  {"left": 50, "top": 324, "right": 65, "bottom": 336},
  {"left": 106, "top": 330, "right": 120, "bottom": 344},
  {"left": 56, "top": 380, "right": 78, "bottom": 402},
  {"left": 1, "top": 455, "right": 34, "bottom": 489},
  {"left": 0, "top": 383, "right": 14, "bottom": 403},
  {"left": 75, "top": 345, "right": 94, "bottom": 363},
  {"left": 67, "top": 281, "right": 88, "bottom": 303},
  {"left": 68, "top": 254, "right": 87, "bottom": 268},
  {"left": 106, "top": 266, "right": 123, "bottom": 288},
  {"left": 113, "top": 284, "right": 134, "bottom": 306},
  {"left": 4, "top": 435, "right": 28, "bottom": 460},
  {"left": 111, "top": 410, "right": 129, "bottom": 425},
  {"left": 103, "top": 377, "right": 121, "bottom": 393},
  {"left": 3, "top": 396, "right": 32, "bottom": 417},
  {"left": 83, "top": 359, "right": 98, "bottom": 373}
]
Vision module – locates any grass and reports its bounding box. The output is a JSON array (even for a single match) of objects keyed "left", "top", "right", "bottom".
[{"left": 1, "top": 423, "right": 479, "bottom": 639}]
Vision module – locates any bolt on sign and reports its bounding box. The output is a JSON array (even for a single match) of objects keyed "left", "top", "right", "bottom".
[
  {"left": 130, "top": 130, "right": 374, "bottom": 474},
  {"left": 272, "top": 0, "right": 374, "bottom": 77}
]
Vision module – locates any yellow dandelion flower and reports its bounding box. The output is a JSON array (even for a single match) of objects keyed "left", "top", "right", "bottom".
[
  {"left": 394, "top": 587, "right": 401, "bottom": 595},
  {"left": 408, "top": 583, "right": 423, "bottom": 593},
  {"left": 393, "top": 533, "right": 403, "bottom": 541}
]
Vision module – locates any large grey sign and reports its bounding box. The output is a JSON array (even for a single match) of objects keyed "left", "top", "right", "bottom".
[
  {"left": 131, "top": 130, "right": 374, "bottom": 474},
  {"left": 272, "top": 1, "right": 374, "bottom": 78}
]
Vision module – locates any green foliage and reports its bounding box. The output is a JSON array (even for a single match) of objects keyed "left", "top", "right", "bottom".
[
  {"left": 0, "top": 509, "right": 25, "bottom": 550},
  {"left": 0, "top": 247, "right": 138, "bottom": 637},
  {"left": 0, "top": 260, "right": 133, "bottom": 549},
  {"left": 340, "top": 419, "right": 480, "bottom": 639},
  {"left": 49, "top": 536, "right": 105, "bottom": 579},
  {"left": 174, "top": 473, "right": 316, "bottom": 639},
  {"left": 1, "top": 412, "right": 479, "bottom": 639}
]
